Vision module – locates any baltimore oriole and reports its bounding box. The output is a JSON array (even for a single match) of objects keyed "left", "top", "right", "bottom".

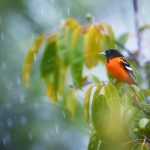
[{"left": 100, "top": 49, "right": 137, "bottom": 85}]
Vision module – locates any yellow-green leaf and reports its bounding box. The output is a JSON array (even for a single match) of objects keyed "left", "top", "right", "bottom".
[
  {"left": 63, "top": 88, "right": 77, "bottom": 116},
  {"left": 22, "top": 35, "right": 45, "bottom": 86},
  {"left": 84, "top": 25, "right": 101, "bottom": 68},
  {"left": 84, "top": 85, "right": 94, "bottom": 123},
  {"left": 88, "top": 130, "right": 101, "bottom": 150}
]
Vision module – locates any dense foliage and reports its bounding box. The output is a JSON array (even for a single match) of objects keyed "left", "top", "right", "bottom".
[{"left": 22, "top": 18, "right": 150, "bottom": 149}]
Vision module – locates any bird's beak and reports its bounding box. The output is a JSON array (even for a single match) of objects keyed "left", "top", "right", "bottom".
[{"left": 98, "top": 52, "right": 106, "bottom": 55}]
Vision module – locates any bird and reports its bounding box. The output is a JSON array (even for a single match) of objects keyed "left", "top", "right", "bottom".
[{"left": 100, "top": 49, "right": 137, "bottom": 85}]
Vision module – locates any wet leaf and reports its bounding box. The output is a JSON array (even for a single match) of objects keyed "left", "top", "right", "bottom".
[
  {"left": 88, "top": 130, "right": 101, "bottom": 150},
  {"left": 130, "top": 85, "right": 146, "bottom": 104},
  {"left": 84, "top": 85, "right": 94, "bottom": 123},
  {"left": 92, "top": 94, "right": 110, "bottom": 135},
  {"left": 71, "top": 29, "right": 84, "bottom": 88},
  {"left": 132, "top": 143, "right": 148, "bottom": 150},
  {"left": 98, "top": 23, "right": 115, "bottom": 51},
  {"left": 63, "top": 88, "right": 77, "bottom": 116},
  {"left": 41, "top": 36, "right": 59, "bottom": 101},
  {"left": 139, "top": 118, "right": 149, "bottom": 129},
  {"left": 141, "top": 88, "right": 150, "bottom": 96},
  {"left": 104, "top": 84, "right": 121, "bottom": 114},
  {"left": 84, "top": 25, "right": 101, "bottom": 68},
  {"left": 22, "top": 35, "right": 45, "bottom": 86}
]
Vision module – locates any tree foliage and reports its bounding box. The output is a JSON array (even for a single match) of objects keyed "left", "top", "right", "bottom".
[{"left": 22, "top": 18, "right": 150, "bottom": 149}]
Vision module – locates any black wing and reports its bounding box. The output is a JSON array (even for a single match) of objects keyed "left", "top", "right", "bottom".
[{"left": 120, "top": 57, "right": 137, "bottom": 84}]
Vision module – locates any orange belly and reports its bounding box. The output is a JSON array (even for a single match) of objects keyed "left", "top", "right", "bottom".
[{"left": 106, "top": 58, "right": 133, "bottom": 84}]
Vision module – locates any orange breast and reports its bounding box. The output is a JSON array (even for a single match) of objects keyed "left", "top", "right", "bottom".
[{"left": 106, "top": 57, "right": 132, "bottom": 83}]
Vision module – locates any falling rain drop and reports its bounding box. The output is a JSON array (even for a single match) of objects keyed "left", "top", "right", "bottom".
[
  {"left": 67, "top": 8, "right": 70, "bottom": 16},
  {"left": 55, "top": 125, "right": 59, "bottom": 134}
]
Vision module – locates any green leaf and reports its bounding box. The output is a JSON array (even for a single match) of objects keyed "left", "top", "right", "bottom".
[
  {"left": 58, "top": 18, "right": 80, "bottom": 66},
  {"left": 71, "top": 33, "right": 84, "bottom": 88},
  {"left": 130, "top": 85, "right": 146, "bottom": 104},
  {"left": 58, "top": 27, "right": 72, "bottom": 65},
  {"left": 63, "top": 88, "right": 77, "bottom": 116},
  {"left": 141, "top": 88, "right": 150, "bottom": 96},
  {"left": 98, "top": 24, "right": 115, "bottom": 52},
  {"left": 41, "top": 36, "right": 58, "bottom": 77},
  {"left": 84, "top": 85, "right": 94, "bottom": 123},
  {"left": 144, "top": 62, "right": 150, "bottom": 89},
  {"left": 22, "top": 35, "right": 45, "bottom": 86},
  {"left": 84, "top": 25, "right": 102, "bottom": 68},
  {"left": 88, "top": 130, "right": 101, "bottom": 150},
  {"left": 93, "top": 85, "right": 103, "bottom": 98},
  {"left": 41, "top": 36, "right": 59, "bottom": 101},
  {"left": 104, "top": 84, "right": 121, "bottom": 114},
  {"left": 92, "top": 94, "right": 110, "bottom": 135},
  {"left": 118, "top": 33, "right": 129, "bottom": 45},
  {"left": 132, "top": 143, "right": 148, "bottom": 150},
  {"left": 139, "top": 118, "right": 149, "bottom": 130}
]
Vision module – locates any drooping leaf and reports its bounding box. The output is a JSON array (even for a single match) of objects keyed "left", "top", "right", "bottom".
[
  {"left": 84, "top": 25, "right": 102, "bottom": 68},
  {"left": 22, "top": 35, "right": 45, "bottom": 86},
  {"left": 92, "top": 94, "right": 110, "bottom": 135},
  {"left": 71, "top": 28, "right": 84, "bottom": 88},
  {"left": 40, "top": 36, "right": 58, "bottom": 77},
  {"left": 103, "top": 84, "right": 121, "bottom": 114},
  {"left": 63, "top": 88, "right": 77, "bottom": 116},
  {"left": 88, "top": 130, "right": 101, "bottom": 150},
  {"left": 58, "top": 18, "right": 80, "bottom": 66},
  {"left": 98, "top": 23, "right": 115, "bottom": 51},
  {"left": 41, "top": 36, "right": 59, "bottom": 101},
  {"left": 84, "top": 85, "right": 94, "bottom": 123},
  {"left": 130, "top": 85, "right": 146, "bottom": 104},
  {"left": 93, "top": 85, "right": 103, "bottom": 98}
]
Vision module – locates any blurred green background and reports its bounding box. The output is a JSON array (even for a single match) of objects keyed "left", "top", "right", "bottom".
[{"left": 0, "top": 0, "right": 150, "bottom": 149}]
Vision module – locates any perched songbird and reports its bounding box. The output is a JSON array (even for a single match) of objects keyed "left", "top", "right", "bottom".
[{"left": 100, "top": 49, "right": 137, "bottom": 85}]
